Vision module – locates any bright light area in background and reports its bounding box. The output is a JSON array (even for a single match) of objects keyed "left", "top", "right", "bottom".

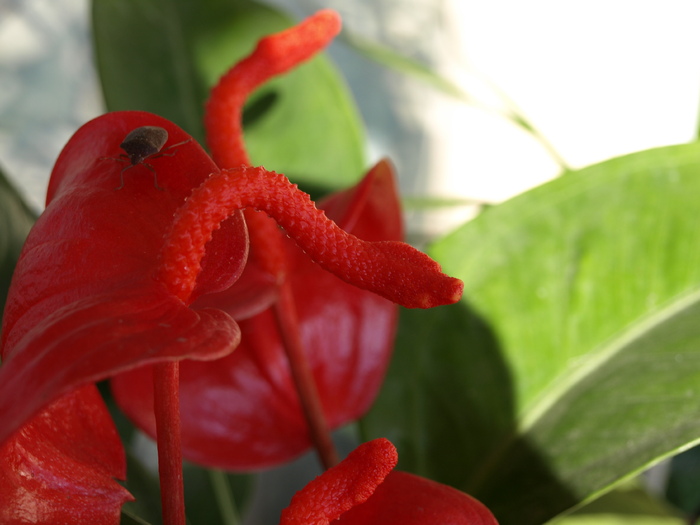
[
  {"left": 0, "top": 0, "right": 699, "bottom": 233},
  {"left": 0, "top": 0, "right": 100, "bottom": 210},
  {"left": 441, "top": 0, "right": 700, "bottom": 202}
]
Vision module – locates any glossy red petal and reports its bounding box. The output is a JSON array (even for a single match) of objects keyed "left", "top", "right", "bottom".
[
  {"left": 0, "top": 385, "right": 132, "bottom": 525},
  {"left": 0, "top": 288, "right": 239, "bottom": 445},
  {"left": 112, "top": 161, "right": 401, "bottom": 469},
  {"left": 319, "top": 161, "right": 403, "bottom": 241},
  {"left": 0, "top": 111, "right": 248, "bottom": 467},
  {"left": 337, "top": 471, "right": 499, "bottom": 525},
  {"left": 0, "top": 110, "right": 250, "bottom": 520},
  {"left": 280, "top": 438, "right": 398, "bottom": 525}
]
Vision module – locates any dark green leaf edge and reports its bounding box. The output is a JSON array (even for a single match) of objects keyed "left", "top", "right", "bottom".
[{"left": 0, "top": 164, "right": 37, "bottom": 325}]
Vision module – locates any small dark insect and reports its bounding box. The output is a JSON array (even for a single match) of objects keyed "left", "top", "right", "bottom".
[{"left": 104, "top": 126, "right": 191, "bottom": 190}]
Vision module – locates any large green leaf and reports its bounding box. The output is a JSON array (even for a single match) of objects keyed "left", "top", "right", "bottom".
[
  {"left": 92, "top": 0, "right": 365, "bottom": 191},
  {"left": 0, "top": 166, "right": 36, "bottom": 323},
  {"left": 362, "top": 142, "right": 700, "bottom": 524},
  {"left": 553, "top": 484, "right": 685, "bottom": 525}
]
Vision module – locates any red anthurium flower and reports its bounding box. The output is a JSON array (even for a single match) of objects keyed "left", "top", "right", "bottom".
[
  {"left": 0, "top": 9, "right": 466, "bottom": 523},
  {"left": 111, "top": 159, "right": 403, "bottom": 470},
  {"left": 280, "top": 438, "right": 498, "bottom": 525},
  {"left": 111, "top": 9, "right": 405, "bottom": 471},
  {"left": 0, "top": 109, "right": 460, "bottom": 522}
]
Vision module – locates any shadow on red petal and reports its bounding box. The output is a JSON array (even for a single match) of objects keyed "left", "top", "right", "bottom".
[{"left": 338, "top": 471, "right": 499, "bottom": 525}]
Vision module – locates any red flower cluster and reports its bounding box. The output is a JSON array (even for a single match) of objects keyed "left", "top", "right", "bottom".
[{"left": 0, "top": 9, "right": 496, "bottom": 525}]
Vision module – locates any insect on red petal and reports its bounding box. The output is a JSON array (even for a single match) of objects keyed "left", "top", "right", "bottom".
[{"left": 104, "top": 125, "right": 191, "bottom": 190}]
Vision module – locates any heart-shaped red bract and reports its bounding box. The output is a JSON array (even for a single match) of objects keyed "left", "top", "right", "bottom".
[{"left": 0, "top": 111, "right": 249, "bottom": 522}]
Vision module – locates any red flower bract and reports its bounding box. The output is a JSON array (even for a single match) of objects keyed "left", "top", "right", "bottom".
[
  {"left": 108, "top": 9, "right": 438, "bottom": 470},
  {"left": 0, "top": 111, "right": 247, "bottom": 522},
  {"left": 279, "top": 438, "right": 499, "bottom": 525},
  {"left": 337, "top": 471, "right": 498, "bottom": 525},
  {"left": 0, "top": 111, "right": 247, "bottom": 447},
  {"left": 111, "top": 160, "right": 402, "bottom": 469},
  {"left": 0, "top": 386, "right": 131, "bottom": 525}
]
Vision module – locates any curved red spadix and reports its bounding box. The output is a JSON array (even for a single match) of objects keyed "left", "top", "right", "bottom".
[
  {"left": 112, "top": 160, "right": 404, "bottom": 469},
  {"left": 281, "top": 438, "right": 398, "bottom": 525},
  {"left": 111, "top": 7, "right": 461, "bottom": 470}
]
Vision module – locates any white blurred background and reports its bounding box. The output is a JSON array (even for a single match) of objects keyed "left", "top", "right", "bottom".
[{"left": 1, "top": 0, "right": 699, "bottom": 237}]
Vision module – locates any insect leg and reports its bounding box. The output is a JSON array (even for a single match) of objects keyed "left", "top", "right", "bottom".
[
  {"left": 115, "top": 165, "right": 134, "bottom": 190},
  {"left": 151, "top": 139, "right": 193, "bottom": 159},
  {"left": 141, "top": 162, "right": 165, "bottom": 191}
]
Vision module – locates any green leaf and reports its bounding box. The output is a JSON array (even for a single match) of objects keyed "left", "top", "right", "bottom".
[
  {"left": 401, "top": 195, "right": 487, "bottom": 210},
  {"left": 120, "top": 509, "right": 154, "bottom": 525},
  {"left": 363, "top": 142, "right": 700, "bottom": 525},
  {"left": 665, "top": 444, "right": 700, "bottom": 517},
  {"left": 556, "top": 514, "right": 682, "bottom": 525},
  {"left": 183, "top": 465, "right": 252, "bottom": 525},
  {"left": 91, "top": 0, "right": 365, "bottom": 192},
  {"left": 119, "top": 449, "right": 162, "bottom": 525},
  {"left": 0, "top": 165, "right": 36, "bottom": 323},
  {"left": 553, "top": 485, "right": 685, "bottom": 525},
  {"left": 342, "top": 32, "right": 469, "bottom": 102}
]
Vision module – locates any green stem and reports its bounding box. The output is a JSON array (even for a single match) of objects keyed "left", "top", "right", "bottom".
[
  {"left": 484, "top": 77, "right": 572, "bottom": 172},
  {"left": 208, "top": 469, "right": 241, "bottom": 525}
]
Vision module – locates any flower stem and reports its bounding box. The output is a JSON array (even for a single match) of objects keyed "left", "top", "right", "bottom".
[
  {"left": 153, "top": 362, "right": 186, "bottom": 525},
  {"left": 208, "top": 469, "right": 241, "bottom": 525},
  {"left": 274, "top": 280, "right": 339, "bottom": 470}
]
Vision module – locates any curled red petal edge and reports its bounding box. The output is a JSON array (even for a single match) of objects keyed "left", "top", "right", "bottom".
[
  {"left": 337, "top": 470, "right": 499, "bottom": 525},
  {"left": 279, "top": 439, "right": 499, "bottom": 525}
]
